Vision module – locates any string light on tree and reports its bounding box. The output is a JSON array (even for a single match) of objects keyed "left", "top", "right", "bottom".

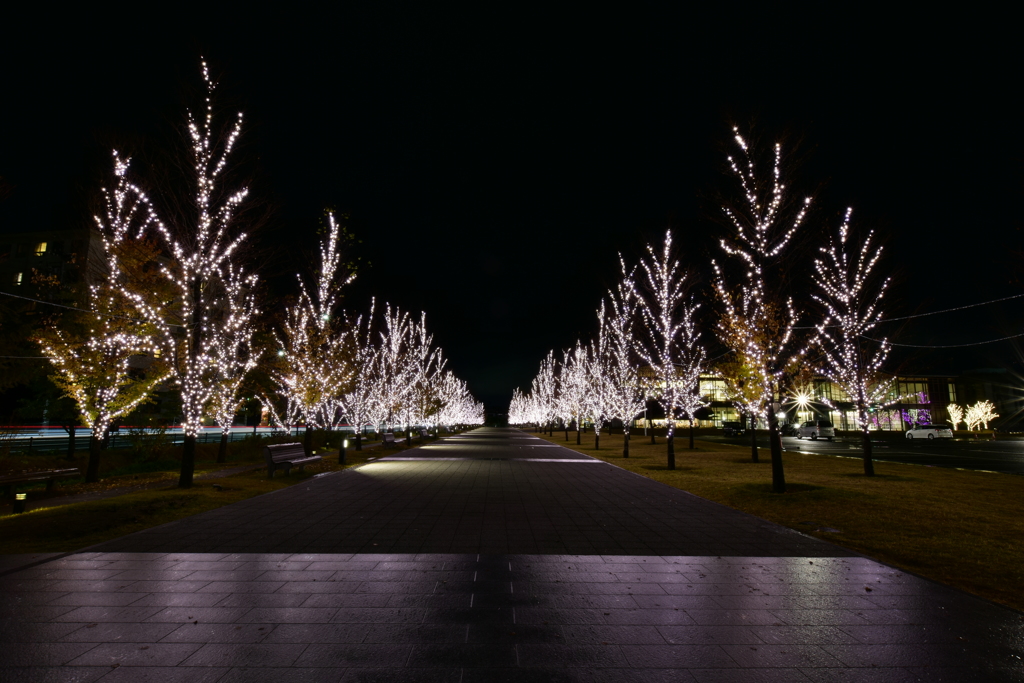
[
  {"left": 635, "top": 230, "right": 705, "bottom": 469},
  {"left": 810, "top": 208, "right": 893, "bottom": 475},
  {"left": 713, "top": 127, "right": 810, "bottom": 492}
]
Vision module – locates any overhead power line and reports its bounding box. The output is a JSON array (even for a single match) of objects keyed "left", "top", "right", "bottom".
[
  {"left": 861, "top": 332, "right": 1024, "bottom": 349},
  {"left": 795, "top": 291, "right": 1024, "bottom": 329},
  {"left": 0, "top": 289, "right": 185, "bottom": 328}
]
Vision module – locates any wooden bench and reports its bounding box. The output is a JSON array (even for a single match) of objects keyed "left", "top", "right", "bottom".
[
  {"left": 264, "top": 443, "right": 322, "bottom": 478},
  {"left": 0, "top": 468, "right": 81, "bottom": 499},
  {"left": 418, "top": 429, "right": 428, "bottom": 438},
  {"left": 381, "top": 433, "right": 397, "bottom": 446}
]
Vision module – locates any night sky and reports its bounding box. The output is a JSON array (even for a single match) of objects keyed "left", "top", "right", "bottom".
[{"left": 2, "top": 10, "right": 1022, "bottom": 411}]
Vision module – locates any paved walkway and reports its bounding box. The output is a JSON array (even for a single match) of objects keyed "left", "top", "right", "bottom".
[{"left": 1, "top": 428, "right": 1021, "bottom": 681}]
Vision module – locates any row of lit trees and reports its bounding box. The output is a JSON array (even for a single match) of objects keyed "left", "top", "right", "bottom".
[
  {"left": 511, "top": 128, "right": 898, "bottom": 491},
  {"left": 266, "top": 216, "right": 485, "bottom": 455},
  {"left": 37, "top": 62, "right": 483, "bottom": 487}
]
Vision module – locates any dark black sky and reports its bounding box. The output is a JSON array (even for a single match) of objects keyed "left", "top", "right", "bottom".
[{"left": 2, "top": 10, "right": 1022, "bottom": 410}]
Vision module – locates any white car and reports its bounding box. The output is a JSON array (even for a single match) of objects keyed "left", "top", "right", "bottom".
[
  {"left": 906, "top": 423, "right": 953, "bottom": 440},
  {"left": 797, "top": 420, "right": 835, "bottom": 441}
]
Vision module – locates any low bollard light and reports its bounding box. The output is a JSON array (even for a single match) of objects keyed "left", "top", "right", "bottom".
[
  {"left": 339, "top": 439, "right": 348, "bottom": 465},
  {"left": 13, "top": 493, "right": 27, "bottom": 514}
]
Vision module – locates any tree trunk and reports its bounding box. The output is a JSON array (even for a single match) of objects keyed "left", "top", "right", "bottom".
[
  {"left": 303, "top": 425, "right": 314, "bottom": 456},
  {"left": 769, "top": 417, "right": 785, "bottom": 493},
  {"left": 576, "top": 424, "right": 581, "bottom": 445},
  {"left": 217, "top": 432, "right": 228, "bottom": 463},
  {"left": 689, "top": 419, "right": 695, "bottom": 449},
  {"left": 564, "top": 425, "right": 569, "bottom": 441},
  {"left": 862, "top": 427, "right": 875, "bottom": 476},
  {"left": 651, "top": 430, "right": 656, "bottom": 444},
  {"left": 356, "top": 431, "right": 362, "bottom": 451},
  {"left": 594, "top": 432, "right": 600, "bottom": 450},
  {"left": 86, "top": 434, "right": 102, "bottom": 483},
  {"left": 667, "top": 431, "right": 675, "bottom": 470},
  {"left": 66, "top": 424, "right": 76, "bottom": 461},
  {"left": 750, "top": 414, "right": 759, "bottom": 463},
  {"left": 623, "top": 428, "right": 630, "bottom": 458},
  {"left": 179, "top": 434, "right": 196, "bottom": 488}
]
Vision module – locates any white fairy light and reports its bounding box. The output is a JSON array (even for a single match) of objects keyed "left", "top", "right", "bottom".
[
  {"left": 601, "top": 267, "right": 647, "bottom": 456},
  {"left": 271, "top": 211, "right": 354, "bottom": 452},
  {"left": 99, "top": 60, "right": 260, "bottom": 488},
  {"left": 947, "top": 403, "right": 965, "bottom": 431},
  {"left": 964, "top": 400, "right": 998, "bottom": 431},
  {"left": 810, "top": 208, "right": 893, "bottom": 475},
  {"left": 39, "top": 156, "right": 173, "bottom": 483},
  {"left": 713, "top": 128, "right": 809, "bottom": 490},
  {"left": 635, "top": 230, "right": 706, "bottom": 467}
]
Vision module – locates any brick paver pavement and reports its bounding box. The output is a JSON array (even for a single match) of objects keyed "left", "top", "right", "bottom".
[{"left": 1, "top": 428, "right": 1021, "bottom": 681}]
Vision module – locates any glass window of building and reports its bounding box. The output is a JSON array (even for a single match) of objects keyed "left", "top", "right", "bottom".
[
  {"left": 34, "top": 242, "right": 47, "bottom": 255},
  {"left": 897, "top": 379, "right": 929, "bottom": 403}
]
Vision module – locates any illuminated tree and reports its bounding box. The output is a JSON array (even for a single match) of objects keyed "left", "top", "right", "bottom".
[
  {"left": 208, "top": 264, "right": 259, "bottom": 462},
  {"left": 38, "top": 156, "right": 171, "bottom": 482},
  {"left": 372, "top": 304, "right": 416, "bottom": 434},
  {"left": 947, "top": 403, "right": 964, "bottom": 431},
  {"left": 401, "top": 312, "right": 444, "bottom": 442},
  {"left": 635, "top": 229, "right": 704, "bottom": 469},
  {"left": 600, "top": 273, "right": 646, "bottom": 457},
  {"left": 811, "top": 208, "right": 891, "bottom": 475},
  {"left": 559, "top": 342, "right": 589, "bottom": 444},
  {"left": 532, "top": 351, "right": 559, "bottom": 434},
  {"left": 272, "top": 212, "right": 354, "bottom": 455},
  {"left": 101, "top": 62, "right": 261, "bottom": 488},
  {"left": 336, "top": 302, "right": 378, "bottom": 449},
  {"left": 713, "top": 127, "right": 811, "bottom": 492},
  {"left": 965, "top": 400, "right": 999, "bottom": 431},
  {"left": 580, "top": 337, "right": 611, "bottom": 449}
]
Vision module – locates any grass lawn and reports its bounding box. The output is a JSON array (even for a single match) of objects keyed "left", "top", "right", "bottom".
[
  {"left": 536, "top": 429, "right": 1024, "bottom": 613},
  {"left": 0, "top": 435, "right": 430, "bottom": 556}
]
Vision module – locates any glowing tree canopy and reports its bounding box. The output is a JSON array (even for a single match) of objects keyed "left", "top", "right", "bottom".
[
  {"left": 635, "top": 229, "right": 704, "bottom": 469},
  {"left": 965, "top": 400, "right": 999, "bottom": 431},
  {"left": 38, "top": 156, "right": 172, "bottom": 483},
  {"left": 272, "top": 211, "right": 354, "bottom": 455},
  {"left": 601, "top": 270, "right": 646, "bottom": 457},
  {"left": 713, "top": 127, "right": 810, "bottom": 491},
  {"left": 811, "top": 208, "right": 892, "bottom": 475},
  {"left": 208, "top": 263, "right": 259, "bottom": 463},
  {"left": 559, "top": 341, "right": 590, "bottom": 445},
  {"left": 947, "top": 403, "right": 965, "bottom": 431},
  {"left": 98, "top": 61, "right": 261, "bottom": 488}
]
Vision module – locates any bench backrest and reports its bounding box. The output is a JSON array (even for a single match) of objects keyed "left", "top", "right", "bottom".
[
  {"left": 382, "top": 433, "right": 396, "bottom": 442},
  {"left": 265, "top": 443, "right": 307, "bottom": 464}
]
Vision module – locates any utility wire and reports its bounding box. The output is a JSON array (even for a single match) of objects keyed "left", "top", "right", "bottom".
[
  {"left": 875, "top": 291, "right": 1024, "bottom": 323},
  {"left": 861, "top": 332, "right": 1024, "bottom": 349},
  {"left": 0, "top": 289, "right": 184, "bottom": 328},
  {"left": 795, "top": 291, "right": 1024, "bottom": 329}
]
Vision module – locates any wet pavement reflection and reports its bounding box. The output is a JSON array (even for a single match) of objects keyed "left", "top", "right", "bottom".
[{"left": 1, "top": 428, "right": 1021, "bottom": 680}]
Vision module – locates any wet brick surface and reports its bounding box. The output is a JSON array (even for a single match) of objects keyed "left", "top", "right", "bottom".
[{"left": 1, "top": 428, "right": 1021, "bottom": 680}]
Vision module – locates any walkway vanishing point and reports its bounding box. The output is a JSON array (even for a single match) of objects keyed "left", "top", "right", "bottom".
[{"left": 1, "top": 428, "right": 1021, "bottom": 681}]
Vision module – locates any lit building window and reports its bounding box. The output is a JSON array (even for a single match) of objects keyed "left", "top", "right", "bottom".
[
  {"left": 35, "top": 242, "right": 47, "bottom": 255},
  {"left": 13, "top": 272, "right": 22, "bottom": 286},
  {"left": 948, "top": 383, "right": 957, "bottom": 403}
]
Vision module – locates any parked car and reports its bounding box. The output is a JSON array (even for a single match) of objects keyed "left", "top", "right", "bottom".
[
  {"left": 722, "top": 421, "right": 745, "bottom": 437},
  {"left": 906, "top": 423, "right": 953, "bottom": 440},
  {"left": 797, "top": 420, "right": 835, "bottom": 441}
]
